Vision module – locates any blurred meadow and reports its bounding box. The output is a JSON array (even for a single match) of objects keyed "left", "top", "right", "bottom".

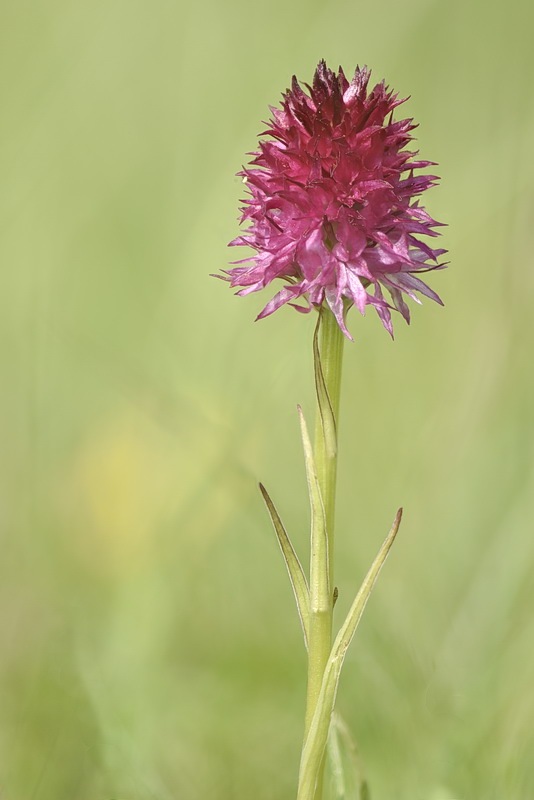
[{"left": 1, "top": 0, "right": 534, "bottom": 798}]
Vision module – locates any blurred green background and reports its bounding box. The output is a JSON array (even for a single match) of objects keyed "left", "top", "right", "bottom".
[{"left": 1, "top": 0, "right": 533, "bottom": 798}]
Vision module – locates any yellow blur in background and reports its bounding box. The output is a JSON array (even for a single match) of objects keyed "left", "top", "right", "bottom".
[{"left": 1, "top": 1, "right": 534, "bottom": 798}]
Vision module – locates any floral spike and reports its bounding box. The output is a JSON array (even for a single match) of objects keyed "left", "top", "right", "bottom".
[
  {"left": 222, "top": 60, "right": 446, "bottom": 338},
  {"left": 259, "top": 483, "right": 310, "bottom": 649}
]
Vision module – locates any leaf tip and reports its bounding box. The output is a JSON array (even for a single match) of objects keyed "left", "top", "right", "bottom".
[
  {"left": 296, "top": 404, "right": 307, "bottom": 428},
  {"left": 258, "top": 483, "right": 272, "bottom": 506},
  {"left": 390, "top": 507, "right": 403, "bottom": 541}
]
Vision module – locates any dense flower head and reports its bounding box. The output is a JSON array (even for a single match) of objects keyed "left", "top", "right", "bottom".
[{"left": 223, "top": 60, "right": 446, "bottom": 338}]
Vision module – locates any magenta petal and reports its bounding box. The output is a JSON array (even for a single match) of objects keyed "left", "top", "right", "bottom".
[
  {"left": 297, "top": 227, "right": 328, "bottom": 280},
  {"left": 368, "top": 284, "right": 394, "bottom": 337},
  {"left": 256, "top": 285, "right": 306, "bottom": 319},
  {"left": 345, "top": 266, "right": 368, "bottom": 315},
  {"left": 388, "top": 286, "right": 411, "bottom": 323},
  {"left": 289, "top": 301, "right": 312, "bottom": 314},
  {"left": 325, "top": 287, "right": 353, "bottom": 341},
  {"left": 393, "top": 272, "right": 444, "bottom": 305}
]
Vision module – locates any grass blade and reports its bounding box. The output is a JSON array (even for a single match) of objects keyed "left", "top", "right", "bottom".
[
  {"left": 259, "top": 483, "right": 310, "bottom": 649},
  {"left": 327, "top": 712, "right": 370, "bottom": 800},
  {"left": 297, "top": 405, "right": 330, "bottom": 609}
]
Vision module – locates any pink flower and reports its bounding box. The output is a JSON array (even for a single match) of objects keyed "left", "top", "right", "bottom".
[{"left": 223, "top": 61, "right": 446, "bottom": 338}]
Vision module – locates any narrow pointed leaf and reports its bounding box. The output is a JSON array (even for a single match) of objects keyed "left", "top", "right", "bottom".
[
  {"left": 297, "top": 509, "right": 402, "bottom": 800},
  {"left": 313, "top": 314, "right": 337, "bottom": 459},
  {"left": 259, "top": 483, "right": 310, "bottom": 649},
  {"left": 326, "top": 715, "right": 346, "bottom": 799},
  {"left": 297, "top": 405, "right": 330, "bottom": 609},
  {"left": 327, "top": 712, "right": 369, "bottom": 800}
]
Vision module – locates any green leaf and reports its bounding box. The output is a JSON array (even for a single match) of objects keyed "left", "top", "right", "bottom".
[
  {"left": 297, "top": 509, "right": 402, "bottom": 800},
  {"left": 297, "top": 404, "right": 330, "bottom": 610},
  {"left": 326, "top": 712, "right": 369, "bottom": 800},
  {"left": 326, "top": 714, "right": 346, "bottom": 799},
  {"left": 259, "top": 483, "right": 310, "bottom": 649},
  {"left": 313, "top": 314, "right": 337, "bottom": 460}
]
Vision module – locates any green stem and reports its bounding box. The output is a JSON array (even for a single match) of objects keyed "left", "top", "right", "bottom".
[
  {"left": 313, "top": 307, "right": 344, "bottom": 585},
  {"left": 302, "top": 306, "right": 345, "bottom": 799}
]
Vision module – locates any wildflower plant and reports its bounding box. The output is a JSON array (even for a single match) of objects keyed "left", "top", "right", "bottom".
[{"left": 219, "top": 61, "right": 445, "bottom": 800}]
